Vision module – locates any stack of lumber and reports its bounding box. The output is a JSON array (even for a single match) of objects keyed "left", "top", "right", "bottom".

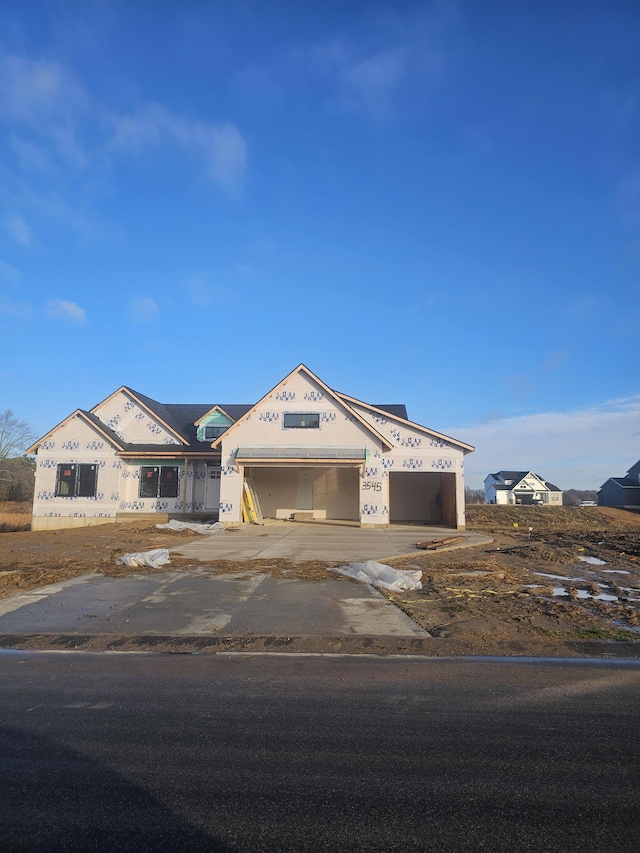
[{"left": 415, "top": 536, "right": 468, "bottom": 550}]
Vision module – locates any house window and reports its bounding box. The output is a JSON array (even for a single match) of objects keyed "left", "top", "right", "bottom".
[
  {"left": 283, "top": 412, "right": 320, "bottom": 429},
  {"left": 139, "top": 466, "right": 179, "bottom": 498},
  {"left": 55, "top": 464, "right": 98, "bottom": 497},
  {"left": 204, "top": 426, "right": 226, "bottom": 440}
]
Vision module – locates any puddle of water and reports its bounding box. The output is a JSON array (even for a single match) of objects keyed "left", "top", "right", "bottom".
[
  {"left": 577, "top": 589, "right": 618, "bottom": 601},
  {"left": 534, "top": 572, "right": 585, "bottom": 582},
  {"left": 579, "top": 556, "right": 607, "bottom": 566},
  {"left": 600, "top": 569, "right": 630, "bottom": 575}
]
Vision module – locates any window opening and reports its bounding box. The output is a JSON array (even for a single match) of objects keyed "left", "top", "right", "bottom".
[
  {"left": 55, "top": 464, "right": 97, "bottom": 498},
  {"left": 283, "top": 412, "right": 320, "bottom": 429},
  {"left": 139, "top": 466, "right": 179, "bottom": 499},
  {"left": 204, "top": 425, "right": 226, "bottom": 440}
]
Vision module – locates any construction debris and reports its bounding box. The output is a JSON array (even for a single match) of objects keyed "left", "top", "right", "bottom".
[
  {"left": 156, "top": 520, "right": 226, "bottom": 535},
  {"left": 115, "top": 548, "right": 171, "bottom": 569},
  {"left": 485, "top": 545, "right": 531, "bottom": 554},
  {"left": 329, "top": 561, "right": 422, "bottom": 592},
  {"left": 416, "top": 536, "right": 468, "bottom": 550}
]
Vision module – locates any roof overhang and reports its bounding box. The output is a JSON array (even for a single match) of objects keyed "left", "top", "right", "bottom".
[
  {"left": 117, "top": 450, "right": 221, "bottom": 459},
  {"left": 92, "top": 387, "right": 189, "bottom": 446},
  {"left": 336, "top": 392, "right": 475, "bottom": 453},
  {"left": 27, "top": 409, "right": 126, "bottom": 455},
  {"left": 211, "top": 364, "right": 394, "bottom": 452},
  {"left": 235, "top": 446, "right": 366, "bottom": 466}
]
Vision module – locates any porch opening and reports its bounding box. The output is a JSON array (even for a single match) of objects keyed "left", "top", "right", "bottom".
[
  {"left": 389, "top": 471, "right": 457, "bottom": 527},
  {"left": 244, "top": 466, "right": 359, "bottom": 521}
]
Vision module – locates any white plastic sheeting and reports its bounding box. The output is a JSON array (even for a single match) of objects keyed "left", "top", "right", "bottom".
[
  {"left": 156, "top": 520, "right": 226, "bottom": 535},
  {"left": 329, "top": 561, "right": 422, "bottom": 592},
  {"left": 115, "top": 548, "right": 172, "bottom": 569}
]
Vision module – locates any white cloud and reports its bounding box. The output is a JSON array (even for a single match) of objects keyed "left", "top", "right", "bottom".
[
  {"left": 109, "top": 103, "right": 247, "bottom": 191},
  {"left": 10, "top": 135, "right": 55, "bottom": 173},
  {"left": 0, "top": 56, "right": 70, "bottom": 123},
  {"left": 311, "top": 37, "right": 410, "bottom": 120},
  {"left": 7, "top": 215, "right": 32, "bottom": 247},
  {"left": 447, "top": 395, "right": 640, "bottom": 491},
  {"left": 184, "top": 271, "right": 218, "bottom": 307},
  {"left": 0, "top": 296, "right": 31, "bottom": 318},
  {"left": 128, "top": 297, "right": 159, "bottom": 324},
  {"left": 0, "top": 55, "right": 88, "bottom": 168},
  {"left": 0, "top": 259, "right": 21, "bottom": 282},
  {"left": 307, "top": 6, "right": 451, "bottom": 120},
  {"left": 341, "top": 49, "right": 408, "bottom": 120},
  {"left": 1, "top": 53, "right": 247, "bottom": 233},
  {"left": 46, "top": 299, "right": 86, "bottom": 323}
]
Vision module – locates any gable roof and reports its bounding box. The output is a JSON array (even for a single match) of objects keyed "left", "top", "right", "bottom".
[
  {"left": 28, "top": 368, "right": 471, "bottom": 459},
  {"left": 91, "top": 387, "right": 189, "bottom": 446},
  {"left": 210, "top": 364, "right": 395, "bottom": 451},
  {"left": 27, "top": 409, "right": 127, "bottom": 454},
  {"left": 337, "top": 393, "right": 475, "bottom": 453},
  {"left": 488, "top": 471, "right": 562, "bottom": 492},
  {"left": 192, "top": 404, "right": 253, "bottom": 427},
  {"left": 604, "top": 477, "right": 640, "bottom": 488},
  {"left": 163, "top": 403, "right": 252, "bottom": 445}
]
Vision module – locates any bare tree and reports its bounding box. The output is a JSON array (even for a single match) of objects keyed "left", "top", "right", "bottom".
[
  {"left": 0, "top": 455, "right": 36, "bottom": 501},
  {"left": 0, "top": 409, "right": 37, "bottom": 459}
]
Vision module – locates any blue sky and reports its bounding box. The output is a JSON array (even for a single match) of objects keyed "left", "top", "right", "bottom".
[{"left": 0, "top": 1, "right": 638, "bottom": 490}]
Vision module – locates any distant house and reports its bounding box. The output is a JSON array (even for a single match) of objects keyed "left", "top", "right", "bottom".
[
  {"left": 27, "top": 364, "right": 474, "bottom": 531},
  {"left": 598, "top": 460, "right": 640, "bottom": 509},
  {"left": 484, "top": 471, "right": 563, "bottom": 505}
]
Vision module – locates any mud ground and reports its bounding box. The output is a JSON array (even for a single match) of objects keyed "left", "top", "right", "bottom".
[{"left": 1, "top": 506, "right": 639, "bottom": 657}]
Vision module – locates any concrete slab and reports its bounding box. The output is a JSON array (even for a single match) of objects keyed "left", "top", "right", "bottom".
[
  {"left": 0, "top": 570, "right": 429, "bottom": 638},
  {"left": 170, "top": 520, "right": 491, "bottom": 563}
]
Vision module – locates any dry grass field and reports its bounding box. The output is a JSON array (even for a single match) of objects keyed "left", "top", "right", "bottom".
[{"left": 0, "top": 501, "right": 32, "bottom": 533}]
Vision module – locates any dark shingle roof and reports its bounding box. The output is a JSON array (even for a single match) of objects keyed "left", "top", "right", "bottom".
[
  {"left": 102, "top": 388, "right": 408, "bottom": 455},
  {"left": 123, "top": 388, "right": 186, "bottom": 440},
  {"left": 118, "top": 392, "right": 254, "bottom": 448},
  {"left": 609, "top": 477, "right": 640, "bottom": 488},
  {"left": 372, "top": 404, "right": 408, "bottom": 419},
  {"left": 490, "top": 471, "right": 562, "bottom": 491}
]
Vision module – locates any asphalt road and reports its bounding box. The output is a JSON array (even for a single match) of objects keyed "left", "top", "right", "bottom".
[{"left": 0, "top": 653, "right": 638, "bottom": 852}]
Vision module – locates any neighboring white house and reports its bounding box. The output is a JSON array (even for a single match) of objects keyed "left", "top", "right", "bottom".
[
  {"left": 598, "top": 460, "right": 640, "bottom": 509},
  {"left": 484, "top": 471, "right": 563, "bottom": 505},
  {"left": 28, "top": 364, "right": 474, "bottom": 531}
]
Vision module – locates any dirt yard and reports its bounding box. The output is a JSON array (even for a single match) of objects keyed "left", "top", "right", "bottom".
[{"left": 1, "top": 505, "right": 639, "bottom": 657}]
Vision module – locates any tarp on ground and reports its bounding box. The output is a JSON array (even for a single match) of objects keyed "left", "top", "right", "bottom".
[
  {"left": 156, "top": 520, "right": 226, "bottom": 535},
  {"left": 115, "top": 548, "right": 172, "bottom": 569},
  {"left": 329, "top": 561, "right": 422, "bottom": 592}
]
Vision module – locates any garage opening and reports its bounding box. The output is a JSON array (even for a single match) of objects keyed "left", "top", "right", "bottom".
[
  {"left": 245, "top": 466, "right": 359, "bottom": 521},
  {"left": 389, "top": 471, "right": 457, "bottom": 527}
]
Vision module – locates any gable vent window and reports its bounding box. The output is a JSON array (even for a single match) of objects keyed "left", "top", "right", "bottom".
[
  {"left": 204, "top": 426, "right": 226, "bottom": 440},
  {"left": 55, "top": 464, "right": 98, "bottom": 498},
  {"left": 283, "top": 412, "right": 320, "bottom": 429},
  {"left": 139, "top": 466, "right": 179, "bottom": 499}
]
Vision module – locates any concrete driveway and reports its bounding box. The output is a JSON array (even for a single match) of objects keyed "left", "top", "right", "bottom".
[
  {"left": 0, "top": 522, "right": 490, "bottom": 646},
  {"left": 170, "top": 520, "right": 491, "bottom": 563},
  {"left": 0, "top": 569, "right": 429, "bottom": 639}
]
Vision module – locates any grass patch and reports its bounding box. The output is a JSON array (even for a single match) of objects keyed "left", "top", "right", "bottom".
[
  {"left": 465, "top": 504, "right": 638, "bottom": 536},
  {"left": 443, "top": 602, "right": 468, "bottom": 616},
  {"left": 0, "top": 501, "right": 31, "bottom": 533}
]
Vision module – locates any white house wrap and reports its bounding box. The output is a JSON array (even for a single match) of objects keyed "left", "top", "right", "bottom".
[{"left": 28, "top": 364, "right": 474, "bottom": 531}]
